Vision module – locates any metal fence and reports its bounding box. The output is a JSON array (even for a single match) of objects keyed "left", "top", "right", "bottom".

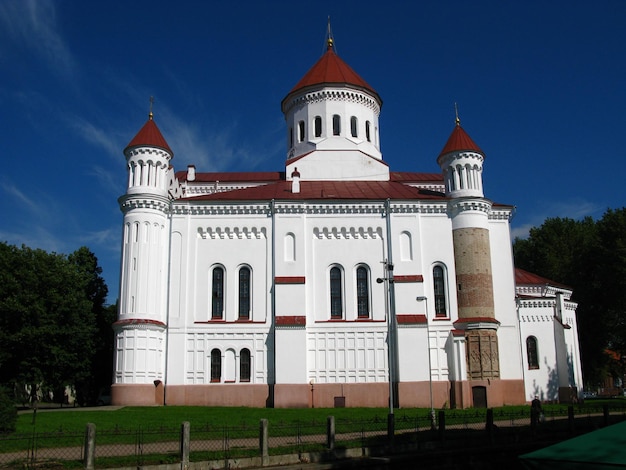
[{"left": 1, "top": 405, "right": 625, "bottom": 469}]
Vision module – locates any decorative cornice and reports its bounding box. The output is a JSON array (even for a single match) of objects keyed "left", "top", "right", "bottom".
[
  {"left": 197, "top": 226, "right": 267, "bottom": 240},
  {"left": 113, "top": 318, "right": 167, "bottom": 331},
  {"left": 448, "top": 198, "right": 492, "bottom": 216},
  {"left": 125, "top": 147, "right": 171, "bottom": 161},
  {"left": 453, "top": 317, "right": 500, "bottom": 330},
  {"left": 171, "top": 204, "right": 271, "bottom": 216},
  {"left": 313, "top": 226, "right": 383, "bottom": 240},
  {"left": 119, "top": 195, "right": 170, "bottom": 214},
  {"left": 283, "top": 89, "right": 381, "bottom": 116}
]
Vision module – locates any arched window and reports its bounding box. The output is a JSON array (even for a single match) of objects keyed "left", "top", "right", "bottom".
[
  {"left": 365, "top": 121, "right": 371, "bottom": 142},
  {"left": 289, "top": 127, "right": 293, "bottom": 148},
  {"left": 332, "top": 115, "right": 341, "bottom": 136},
  {"left": 240, "top": 348, "right": 251, "bottom": 382},
  {"left": 330, "top": 266, "right": 343, "bottom": 318},
  {"left": 350, "top": 116, "right": 358, "bottom": 137},
  {"left": 314, "top": 116, "right": 322, "bottom": 137},
  {"left": 356, "top": 266, "right": 370, "bottom": 318},
  {"left": 298, "top": 120, "right": 305, "bottom": 142},
  {"left": 527, "top": 336, "right": 539, "bottom": 369},
  {"left": 238, "top": 266, "right": 251, "bottom": 319},
  {"left": 433, "top": 265, "right": 448, "bottom": 317},
  {"left": 210, "top": 349, "right": 221, "bottom": 382},
  {"left": 211, "top": 266, "right": 224, "bottom": 319}
]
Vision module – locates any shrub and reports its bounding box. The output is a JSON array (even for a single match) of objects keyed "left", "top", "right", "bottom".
[{"left": 0, "top": 387, "right": 17, "bottom": 433}]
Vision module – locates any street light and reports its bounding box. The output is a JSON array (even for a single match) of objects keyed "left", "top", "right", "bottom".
[
  {"left": 377, "top": 260, "right": 395, "bottom": 439},
  {"left": 416, "top": 296, "right": 435, "bottom": 429}
]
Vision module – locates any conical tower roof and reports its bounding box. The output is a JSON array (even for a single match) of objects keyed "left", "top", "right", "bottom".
[
  {"left": 125, "top": 113, "right": 173, "bottom": 156},
  {"left": 282, "top": 39, "right": 381, "bottom": 109},
  {"left": 438, "top": 121, "right": 483, "bottom": 161}
]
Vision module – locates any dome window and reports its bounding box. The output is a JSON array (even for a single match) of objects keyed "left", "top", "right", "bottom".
[
  {"left": 350, "top": 116, "right": 358, "bottom": 138},
  {"left": 332, "top": 114, "right": 341, "bottom": 136},
  {"left": 298, "top": 120, "right": 305, "bottom": 142},
  {"left": 314, "top": 116, "right": 322, "bottom": 137}
]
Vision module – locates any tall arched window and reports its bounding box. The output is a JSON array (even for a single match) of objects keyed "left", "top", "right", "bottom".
[
  {"left": 356, "top": 266, "right": 369, "bottom": 318},
  {"left": 365, "top": 121, "right": 371, "bottom": 142},
  {"left": 527, "top": 336, "right": 539, "bottom": 369},
  {"left": 314, "top": 116, "right": 322, "bottom": 137},
  {"left": 212, "top": 266, "right": 224, "bottom": 319},
  {"left": 332, "top": 115, "right": 341, "bottom": 136},
  {"left": 298, "top": 120, "right": 305, "bottom": 142},
  {"left": 433, "top": 265, "right": 448, "bottom": 317},
  {"left": 330, "top": 266, "right": 343, "bottom": 318},
  {"left": 210, "top": 349, "right": 221, "bottom": 382},
  {"left": 350, "top": 116, "right": 358, "bottom": 137},
  {"left": 238, "top": 266, "right": 251, "bottom": 319},
  {"left": 240, "top": 348, "right": 251, "bottom": 382}
]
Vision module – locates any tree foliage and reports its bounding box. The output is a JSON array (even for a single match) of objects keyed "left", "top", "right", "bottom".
[
  {"left": 513, "top": 208, "right": 626, "bottom": 385},
  {"left": 0, "top": 243, "right": 108, "bottom": 403}
]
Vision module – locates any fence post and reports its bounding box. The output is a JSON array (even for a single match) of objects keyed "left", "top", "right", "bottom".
[
  {"left": 180, "top": 421, "right": 190, "bottom": 470},
  {"left": 327, "top": 416, "right": 335, "bottom": 450},
  {"left": 438, "top": 410, "right": 445, "bottom": 441},
  {"left": 387, "top": 413, "right": 395, "bottom": 444},
  {"left": 568, "top": 405, "right": 575, "bottom": 434},
  {"left": 259, "top": 419, "right": 269, "bottom": 466},
  {"left": 83, "top": 423, "right": 96, "bottom": 470},
  {"left": 486, "top": 408, "right": 494, "bottom": 442}
]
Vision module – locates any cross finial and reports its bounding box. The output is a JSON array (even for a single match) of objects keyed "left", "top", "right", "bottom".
[
  {"left": 454, "top": 102, "right": 460, "bottom": 126},
  {"left": 326, "top": 16, "right": 334, "bottom": 50},
  {"left": 149, "top": 96, "right": 154, "bottom": 120}
]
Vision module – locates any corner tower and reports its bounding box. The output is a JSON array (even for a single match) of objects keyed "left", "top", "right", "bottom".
[
  {"left": 112, "top": 110, "right": 173, "bottom": 405},
  {"left": 437, "top": 118, "right": 501, "bottom": 386},
  {"left": 281, "top": 36, "right": 388, "bottom": 181}
]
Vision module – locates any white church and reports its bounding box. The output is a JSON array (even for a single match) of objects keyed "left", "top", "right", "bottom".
[{"left": 112, "top": 36, "right": 583, "bottom": 409}]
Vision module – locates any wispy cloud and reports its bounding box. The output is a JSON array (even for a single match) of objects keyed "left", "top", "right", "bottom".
[
  {"left": 0, "top": 180, "right": 42, "bottom": 215},
  {"left": 69, "top": 117, "right": 121, "bottom": 158},
  {"left": 0, "top": 0, "right": 74, "bottom": 76}
]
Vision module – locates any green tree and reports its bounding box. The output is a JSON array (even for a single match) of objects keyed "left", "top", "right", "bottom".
[
  {"left": 595, "top": 209, "right": 626, "bottom": 357},
  {"left": 68, "top": 247, "right": 112, "bottom": 404},
  {"left": 0, "top": 243, "right": 103, "bottom": 403}
]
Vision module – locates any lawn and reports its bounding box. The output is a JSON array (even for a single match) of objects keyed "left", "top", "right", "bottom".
[{"left": 16, "top": 399, "right": 624, "bottom": 435}]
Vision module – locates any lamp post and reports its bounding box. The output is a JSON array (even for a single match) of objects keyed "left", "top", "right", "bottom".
[
  {"left": 377, "top": 260, "right": 395, "bottom": 438},
  {"left": 416, "top": 296, "right": 435, "bottom": 429}
]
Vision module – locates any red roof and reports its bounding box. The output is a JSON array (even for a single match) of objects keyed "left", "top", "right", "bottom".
[
  {"left": 438, "top": 123, "right": 483, "bottom": 159},
  {"left": 282, "top": 42, "right": 381, "bottom": 108},
  {"left": 515, "top": 268, "right": 571, "bottom": 290},
  {"left": 125, "top": 116, "right": 172, "bottom": 155},
  {"left": 177, "top": 171, "right": 284, "bottom": 183},
  {"left": 180, "top": 179, "right": 447, "bottom": 202}
]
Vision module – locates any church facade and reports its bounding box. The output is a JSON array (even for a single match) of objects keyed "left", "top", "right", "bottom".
[{"left": 112, "top": 37, "right": 583, "bottom": 408}]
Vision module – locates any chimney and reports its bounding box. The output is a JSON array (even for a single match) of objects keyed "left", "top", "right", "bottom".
[
  {"left": 187, "top": 165, "right": 196, "bottom": 181},
  {"left": 291, "top": 167, "right": 301, "bottom": 194}
]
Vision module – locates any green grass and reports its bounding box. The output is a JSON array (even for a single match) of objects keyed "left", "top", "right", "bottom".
[{"left": 14, "top": 399, "right": 625, "bottom": 435}]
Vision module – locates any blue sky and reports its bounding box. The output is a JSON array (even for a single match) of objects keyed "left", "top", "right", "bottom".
[{"left": 1, "top": 1, "right": 624, "bottom": 304}]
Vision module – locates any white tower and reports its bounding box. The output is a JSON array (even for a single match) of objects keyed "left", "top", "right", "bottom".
[
  {"left": 438, "top": 116, "right": 500, "bottom": 405},
  {"left": 112, "top": 110, "right": 173, "bottom": 405},
  {"left": 281, "top": 36, "right": 388, "bottom": 181}
]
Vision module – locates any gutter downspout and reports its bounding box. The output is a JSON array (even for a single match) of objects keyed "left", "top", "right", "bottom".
[
  {"left": 269, "top": 199, "right": 276, "bottom": 407},
  {"left": 163, "top": 199, "right": 174, "bottom": 406},
  {"left": 384, "top": 199, "right": 399, "bottom": 406}
]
